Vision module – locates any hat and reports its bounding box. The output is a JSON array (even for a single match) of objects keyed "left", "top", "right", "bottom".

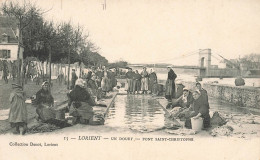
[
  {"left": 195, "top": 82, "right": 201, "bottom": 86},
  {"left": 75, "top": 78, "right": 85, "bottom": 88},
  {"left": 42, "top": 81, "right": 49, "bottom": 86},
  {"left": 12, "top": 83, "right": 22, "bottom": 89},
  {"left": 192, "top": 89, "right": 201, "bottom": 94},
  {"left": 183, "top": 88, "right": 189, "bottom": 91}
]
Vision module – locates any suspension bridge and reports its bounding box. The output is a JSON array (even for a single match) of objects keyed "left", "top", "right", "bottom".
[{"left": 129, "top": 49, "right": 241, "bottom": 78}]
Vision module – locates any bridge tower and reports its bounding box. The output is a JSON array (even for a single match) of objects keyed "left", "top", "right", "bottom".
[{"left": 198, "top": 49, "right": 211, "bottom": 77}]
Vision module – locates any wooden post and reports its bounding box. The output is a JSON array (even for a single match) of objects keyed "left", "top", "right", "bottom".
[
  {"left": 48, "top": 45, "right": 52, "bottom": 90},
  {"left": 67, "top": 47, "right": 71, "bottom": 89},
  {"left": 21, "top": 58, "right": 24, "bottom": 87},
  {"left": 16, "top": 23, "right": 21, "bottom": 85}
]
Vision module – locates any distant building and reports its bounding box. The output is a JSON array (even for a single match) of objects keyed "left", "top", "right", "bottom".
[{"left": 0, "top": 16, "right": 24, "bottom": 60}]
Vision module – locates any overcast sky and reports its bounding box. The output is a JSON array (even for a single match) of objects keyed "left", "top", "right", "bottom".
[{"left": 16, "top": 0, "right": 260, "bottom": 65}]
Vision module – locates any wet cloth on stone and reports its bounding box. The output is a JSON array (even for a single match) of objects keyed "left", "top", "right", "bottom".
[
  {"left": 27, "top": 123, "right": 60, "bottom": 133},
  {"left": 169, "top": 107, "right": 183, "bottom": 117},
  {"left": 69, "top": 102, "right": 94, "bottom": 120},
  {"left": 9, "top": 88, "right": 27, "bottom": 125},
  {"left": 89, "top": 113, "right": 105, "bottom": 125},
  {"left": 211, "top": 125, "right": 234, "bottom": 136},
  {"left": 210, "top": 112, "right": 227, "bottom": 126},
  {"left": 165, "top": 128, "right": 196, "bottom": 135}
]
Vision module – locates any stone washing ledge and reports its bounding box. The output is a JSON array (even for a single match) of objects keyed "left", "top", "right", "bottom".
[{"left": 182, "top": 81, "right": 260, "bottom": 111}]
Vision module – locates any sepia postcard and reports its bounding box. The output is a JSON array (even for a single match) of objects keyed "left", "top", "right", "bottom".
[{"left": 0, "top": 0, "right": 260, "bottom": 159}]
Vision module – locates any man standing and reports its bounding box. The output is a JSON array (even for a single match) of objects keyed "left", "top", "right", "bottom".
[
  {"left": 71, "top": 69, "right": 78, "bottom": 89},
  {"left": 132, "top": 70, "right": 142, "bottom": 94},
  {"left": 126, "top": 68, "right": 134, "bottom": 94}
]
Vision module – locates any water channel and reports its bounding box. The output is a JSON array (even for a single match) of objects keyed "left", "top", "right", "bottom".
[
  {"left": 105, "top": 94, "right": 259, "bottom": 133},
  {"left": 105, "top": 95, "right": 168, "bottom": 133}
]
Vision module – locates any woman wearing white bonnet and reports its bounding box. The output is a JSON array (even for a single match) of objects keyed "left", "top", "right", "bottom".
[
  {"left": 75, "top": 78, "right": 85, "bottom": 88},
  {"left": 67, "top": 78, "right": 96, "bottom": 124}
]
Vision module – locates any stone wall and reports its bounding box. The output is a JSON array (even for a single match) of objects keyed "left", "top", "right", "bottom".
[{"left": 182, "top": 81, "right": 260, "bottom": 110}]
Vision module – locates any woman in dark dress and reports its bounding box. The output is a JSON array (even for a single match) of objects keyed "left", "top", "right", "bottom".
[
  {"left": 165, "top": 67, "right": 177, "bottom": 107},
  {"left": 148, "top": 69, "right": 157, "bottom": 94},
  {"left": 35, "top": 81, "right": 54, "bottom": 121},
  {"left": 68, "top": 79, "right": 96, "bottom": 124},
  {"left": 185, "top": 90, "right": 210, "bottom": 129}
]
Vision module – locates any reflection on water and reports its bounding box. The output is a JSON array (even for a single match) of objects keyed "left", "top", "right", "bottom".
[
  {"left": 105, "top": 95, "right": 167, "bottom": 132},
  {"left": 209, "top": 98, "right": 259, "bottom": 115},
  {"left": 105, "top": 94, "right": 260, "bottom": 133}
]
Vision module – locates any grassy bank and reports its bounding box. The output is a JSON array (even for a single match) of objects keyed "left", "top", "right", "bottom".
[{"left": 0, "top": 79, "right": 68, "bottom": 110}]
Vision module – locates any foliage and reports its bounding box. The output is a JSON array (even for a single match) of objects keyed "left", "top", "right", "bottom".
[
  {"left": 108, "top": 60, "right": 128, "bottom": 68},
  {"left": 240, "top": 53, "right": 260, "bottom": 69},
  {"left": 1, "top": 0, "right": 108, "bottom": 66}
]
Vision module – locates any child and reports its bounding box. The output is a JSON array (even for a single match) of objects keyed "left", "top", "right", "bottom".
[{"left": 8, "top": 84, "right": 27, "bottom": 135}]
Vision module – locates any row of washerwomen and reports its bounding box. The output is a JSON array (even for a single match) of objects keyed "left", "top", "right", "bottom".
[{"left": 7, "top": 66, "right": 121, "bottom": 135}]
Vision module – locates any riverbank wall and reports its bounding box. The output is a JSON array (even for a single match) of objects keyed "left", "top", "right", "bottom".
[{"left": 182, "top": 81, "right": 260, "bottom": 111}]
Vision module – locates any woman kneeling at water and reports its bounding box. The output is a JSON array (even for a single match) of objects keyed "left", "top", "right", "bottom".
[
  {"left": 67, "top": 79, "right": 96, "bottom": 124},
  {"left": 184, "top": 90, "right": 210, "bottom": 129}
]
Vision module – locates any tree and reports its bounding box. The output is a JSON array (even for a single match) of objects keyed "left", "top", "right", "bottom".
[
  {"left": 2, "top": 0, "right": 41, "bottom": 86},
  {"left": 240, "top": 53, "right": 260, "bottom": 69},
  {"left": 109, "top": 60, "right": 128, "bottom": 68},
  {"left": 2, "top": 1, "right": 109, "bottom": 88}
]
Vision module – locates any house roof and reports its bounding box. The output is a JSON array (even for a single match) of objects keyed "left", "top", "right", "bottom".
[{"left": 0, "top": 16, "right": 18, "bottom": 43}]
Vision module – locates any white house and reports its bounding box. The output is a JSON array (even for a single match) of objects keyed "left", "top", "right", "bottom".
[{"left": 0, "top": 16, "right": 24, "bottom": 61}]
